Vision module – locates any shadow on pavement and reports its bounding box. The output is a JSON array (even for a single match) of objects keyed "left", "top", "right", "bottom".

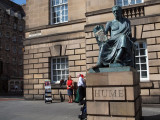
[{"left": 142, "top": 114, "right": 160, "bottom": 120}]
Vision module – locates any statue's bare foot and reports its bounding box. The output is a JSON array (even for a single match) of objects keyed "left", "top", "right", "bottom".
[
  {"left": 114, "top": 59, "right": 121, "bottom": 64},
  {"left": 92, "top": 64, "right": 100, "bottom": 69}
]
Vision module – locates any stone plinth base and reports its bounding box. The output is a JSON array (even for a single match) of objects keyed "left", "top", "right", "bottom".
[{"left": 86, "top": 68, "right": 142, "bottom": 120}]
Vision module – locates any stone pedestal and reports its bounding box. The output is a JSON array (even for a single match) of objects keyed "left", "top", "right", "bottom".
[{"left": 86, "top": 67, "right": 142, "bottom": 120}]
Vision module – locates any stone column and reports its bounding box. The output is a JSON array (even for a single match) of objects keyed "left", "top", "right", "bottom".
[{"left": 86, "top": 67, "right": 142, "bottom": 120}]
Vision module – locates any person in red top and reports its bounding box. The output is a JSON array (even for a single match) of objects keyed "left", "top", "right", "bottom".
[{"left": 66, "top": 75, "right": 74, "bottom": 103}]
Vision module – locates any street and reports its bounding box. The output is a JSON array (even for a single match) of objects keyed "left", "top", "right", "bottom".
[
  {"left": 0, "top": 97, "right": 160, "bottom": 120},
  {"left": 142, "top": 104, "right": 160, "bottom": 120},
  {"left": 0, "top": 97, "right": 80, "bottom": 120}
]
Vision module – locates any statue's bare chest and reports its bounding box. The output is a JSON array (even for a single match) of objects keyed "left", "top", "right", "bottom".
[{"left": 111, "top": 21, "right": 122, "bottom": 31}]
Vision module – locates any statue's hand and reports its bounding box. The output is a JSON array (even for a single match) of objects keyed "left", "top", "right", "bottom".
[
  {"left": 93, "top": 25, "right": 100, "bottom": 38},
  {"left": 95, "top": 25, "right": 101, "bottom": 31}
]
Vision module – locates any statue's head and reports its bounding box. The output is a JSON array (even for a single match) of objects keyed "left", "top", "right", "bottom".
[{"left": 112, "top": 5, "right": 122, "bottom": 19}]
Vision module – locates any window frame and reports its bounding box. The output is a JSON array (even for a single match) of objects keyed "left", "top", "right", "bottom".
[
  {"left": 51, "top": 56, "right": 69, "bottom": 84},
  {"left": 50, "top": 0, "right": 68, "bottom": 24},
  {"left": 115, "top": 0, "right": 144, "bottom": 6},
  {"left": 135, "top": 40, "right": 149, "bottom": 82}
]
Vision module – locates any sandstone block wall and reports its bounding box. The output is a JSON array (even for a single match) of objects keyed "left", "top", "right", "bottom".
[
  {"left": 25, "top": 0, "right": 49, "bottom": 29},
  {"left": 86, "top": 70, "right": 142, "bottom": 120},
  {"left": 68, "top": 0, "right": 86, "bottom": 21},
  {"left": 24, "top": 32, "right": 86, "bottom": 99},
  {"left": 86, "top": 0, "right": 114, "bottom": 13}
]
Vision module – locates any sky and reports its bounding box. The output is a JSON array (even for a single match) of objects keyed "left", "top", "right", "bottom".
[{"left": 11, "top": 0, "right": 26, "bottom": 5}]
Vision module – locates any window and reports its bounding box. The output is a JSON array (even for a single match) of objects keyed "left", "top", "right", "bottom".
[
  {"left": 116, "top": 0, "right": 143, "bottom": 6},
  {"left": 15, "top": 12, "right": 22, "bottom": 19},
  {"left": 18, "top": 35, "right": 23, "bottom": 43},
  {"left": 12, "top": 58, "right": 16, "bottom": 65},
  {"left": 135, "top": 41, "right": 149, "bottom": 82},
  {"left": 19, "top": 71, "right": 23, "bottom": 77},
  {"left": 6, "top": 14, "right": 10, "bottom": 24},
  {"left": 50, "top": 0, "right": 68, "bottom": 24},
  {"left": 5, "top": 44, "right": 10, "bottom": 51},
  {"left": 6, "top": 56, "right": 10, "bottom": 63},
  {"left": 51, "top": 57, "right": 69, "bottom": 83},
  {"left": 12, "top": 36, "right": 16, "bottom": 42},
  {"left": 19, "top": 60, "right": 23, "bottom": 65},
  {"left": 13, "top": 46, "right": 17, "bottom": 54},
  {"left": 19, "top": 47, "right": 23, "bottom": 54},
  {"left": 18, "top": 13, "right": 22, "bottom": 19},
  {"left": 13, "top": 70, "right": 17, "bottom": 77},
  {"left": 13, "top": 23, "right": 17, "bottom": 30},
  {"left": 10, "top": 9, "right": 15, "bottom": 17},
  {"left": 5, "top": 32, "right": 10, "bottom": 38},
  {"left": 18, "top": 26, "right": 23, "bottom": 32}
]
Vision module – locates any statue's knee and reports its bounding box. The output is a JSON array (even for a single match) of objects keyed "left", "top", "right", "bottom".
[{"left": 121, "top": 34, "right": 126, "bottom": 40}]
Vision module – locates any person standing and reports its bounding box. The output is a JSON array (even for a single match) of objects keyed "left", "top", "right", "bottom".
[
  {"left": 66, "top": 75, "right": 74, "bottom": 103},
  {"left": 78, "top": 74, "right": 86, "bottom": 103}
]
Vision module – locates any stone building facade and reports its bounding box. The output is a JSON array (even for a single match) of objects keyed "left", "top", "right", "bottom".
[
  {"left": 24, "top": 0, "right": 160, "bottom": 104},
  {"left": 0, "top": 0, "right": 25, "bottom": 94}
]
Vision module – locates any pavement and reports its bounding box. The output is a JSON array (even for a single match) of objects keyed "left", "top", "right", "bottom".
[
  {"left": 0, "top": 96, "right": 160, "bottom": 120},
  {"left": 0, "top": 97, "right": 81, "bottom": 120},
  {"left": 142, "top": 104, "right": 160, "bottom": 120}
]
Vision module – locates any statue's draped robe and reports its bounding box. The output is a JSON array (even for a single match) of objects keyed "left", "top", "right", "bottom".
[{"left": 97, "top": 18, "right": 134, "bottom": 66}]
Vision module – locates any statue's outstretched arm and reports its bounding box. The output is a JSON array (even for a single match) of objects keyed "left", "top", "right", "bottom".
[
  {"left": 105, "top": 21, "right": 112, "bottom": 37},
  {"left": 93, "top": 25, "right": 105, "bottom": 46}
]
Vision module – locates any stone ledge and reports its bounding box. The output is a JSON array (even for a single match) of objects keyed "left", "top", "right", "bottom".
[
  {"left": 24, "top": 30, "right": 85, "bottom": 46},
  {"left": 51, "top": 84, "right": 67, "bottom": 89},
  {"left": 86, "top": 70, "right": 140, "bottom": 86},
  {"left": 89, "top": 66, "right": 135, "bottom": 73},
  {"left": 26, "top": 18, "right": 86, "bottom": 32},
  {"left": 87, "top": 115, "right": 140, "bottom": 120}
]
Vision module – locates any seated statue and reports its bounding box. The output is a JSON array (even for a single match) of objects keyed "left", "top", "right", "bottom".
[{"left": 93, "top": 5, "right": 135, "bottom": 68}]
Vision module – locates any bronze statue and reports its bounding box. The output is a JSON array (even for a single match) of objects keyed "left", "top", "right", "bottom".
[{"left": 93, "top": 5, "right": 135, "bottom": 68}]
